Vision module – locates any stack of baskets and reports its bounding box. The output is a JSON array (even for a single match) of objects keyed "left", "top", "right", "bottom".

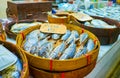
[
  {"left": 0, "top": 40, "right": 29, "bottom": 78},
  {"left": 16, "top": 24, "right": 100, "bottom": 78}
]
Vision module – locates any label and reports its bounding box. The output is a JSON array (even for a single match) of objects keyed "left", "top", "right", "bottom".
[{"left": 40, "top": 23, "right": 67, "bottom": 34}]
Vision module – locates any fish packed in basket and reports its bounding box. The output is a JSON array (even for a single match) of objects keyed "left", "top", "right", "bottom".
[
  {"left": 17, "top": 23, "right": 100, "bottom": 71},
  {"left": 5, "top": 19, "right": 44, "bottom": 39},
  {"left": 10, "top": 22, "right": 42, "bottom": 34},
  {"left": 23, "top": 27, "right": 95, "bottom": 60},
  {"left": 0, "top": 45, "right": 22, "bottom": 78},
  {"left": 83, "top": 5, "right": 120, "bottom": 22},
  {"left": 84, "top": 19, "right": 117, "bottom": 29}
]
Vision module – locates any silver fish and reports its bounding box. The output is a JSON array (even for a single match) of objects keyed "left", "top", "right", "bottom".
[
  {"left": 38, "top": 42, "right": 54, "bottom": 58},
  {"left": 37, "top": 36, "right": 50, "bottom": 48},
  {"left": 23, "top": 38, "right": 38, "bottom": 52},
  {"left": 59, "top": 42, "right": 76, "bottom": 60},
  {"left": 29, "top": 37, "right": 49, "bottom": 54},
  {"left": 91, "top": 19, "right": 116, "bottom": 28},
  {"left": 84, "top": 22, "right": 91, "bottom": 26},
  {"left": 2, "top": 58, "right": 22, "bottom": 78},
  {"left": 29, "top": 42, "right": 38, "bottom": 54},
  {"left": 61, "top": 30, "right": 71, "bottom": 41},
  {"left": 38, "top": 32, "right": 48, "bottom": 40},
  {"left": 26, "top": 30, "right": 40, "bottom": 39},
  {"left": 87, "top": 39, "right": 95, "bottom": 52},
  {"left": 52, "top": 33, "right": 60, "bottom": 40},
  {"left": 79, "top": 33, "right": 88, "bottom": 45},
  {"left": 66, "top": 30, "right": 79, "bottom": 44},
  {"left": 83, "top": 10, "right": 97, "bottom": 16},
  {"left": 11, "top": 71, "right": 20, "bottom": 78},
  {"left": 73, "top": 47, "right": 87, "bottom": 58},
  {"left": 10, "top": 23, "right": 32, "bottom": 33},
  {"left": 49, "top": 42, "right": 66, "bottom": 59}
]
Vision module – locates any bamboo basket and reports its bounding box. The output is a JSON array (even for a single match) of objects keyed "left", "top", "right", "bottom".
[
  {"left": 117, "top": 0, "right": 120, "bottom": 4},
  {"left": 48, "top": 14, "right": 70, "bottom": 23},
  {"left": 71, "top": 16, "right": 120, "bottom": 45},
  {"left": 16, "top": 24, "right": 100, "bottom": 71},
  {"left": 0, "top": 22, "right": 6, "bottom": 41},
  {"left": 0, "top": 40, "right": 29, "bottom": 78},
  {"left": 0, "top": 32, "right": 6, "bottom": 41},
  {"left": 30, "top": 60, "right": 96, "bottom": 78},
  {"left": 5, "top": 19, "right": 45, "bottom": 40}
]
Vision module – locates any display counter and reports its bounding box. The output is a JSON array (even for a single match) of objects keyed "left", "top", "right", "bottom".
[{"left": 1, "top": 18, "right": 120, "bottom": 78}]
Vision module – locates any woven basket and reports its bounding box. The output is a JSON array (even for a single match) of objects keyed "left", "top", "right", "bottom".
[
  {"left": 0, "top": 40, "right": 29, "bottom": 78},
  {"left": 0, "top": 32, "right": 6, "bottom": 41},
  {"left": 16, "top": 24, "right": 100, "bottom": 71},
  {"left": 48, "top": 14, "right": 70, "bottom": 23},
  {"left": 30, "top": 60, "right": 96, "bottom": 78},
  {"left": 71, "top": 16, "right": 120, "bottom": 45},
  {"left": 5, "top": 19, "right": 45, "bottom": 40}
]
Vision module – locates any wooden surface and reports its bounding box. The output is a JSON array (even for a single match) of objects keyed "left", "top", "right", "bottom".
[{"left": 6, "top": 1, "right": 52, "bottom": 20}]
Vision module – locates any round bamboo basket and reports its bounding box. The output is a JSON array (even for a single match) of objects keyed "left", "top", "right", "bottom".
[
  {"left": 16, "top": 24, "right": 100, "bottom": 71},
  {"left": 48, "top": 14, "right": 70, "bottom": 23},
  {"left": 71, "top": 16, "right": 120, "bottom": 45},
  {"left": 0, "top": 40, "right": 29, "bottom": 78},
  {"left": 30, "top": 60, "right": 96, "bottom": 78},
  {"left": 5, "top": 19, "right": 45, "bottom": 40}
]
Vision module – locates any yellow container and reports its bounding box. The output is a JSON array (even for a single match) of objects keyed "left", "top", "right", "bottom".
[
  {"left": 0, "top": 40, "right": 29, "bottom": 78},
  {"left": 16, "top": 24, "right": 100, "bottom": 71},
  {"left": 0, "top": 22, "right": 6, "bottom": 41},
  {"left": 48, "top": 14, "right": 70, "bottom": 23},
  {"left": 0, "top": 32, "right": 6, "bottom": 41},
  {"left": 117, "top": 0, "right": 120, "bottom": 4},
  {"left": 30, "top": 60, "right": 96, "bottom": 78}
]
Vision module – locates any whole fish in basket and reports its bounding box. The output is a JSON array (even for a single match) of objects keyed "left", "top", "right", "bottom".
[
  {"left": 79, "top": 33, "right": 89, "bottom": 46},
  {"left": 90, "top": 19, "right": 117, "bottom": 28},
  {"left": 24, "top": 30, "right": 40, "bottom": 51},
  {"left": 30, "top": 36, "right": 50, "bottom": 55},
  {"left": 52, "top": 33, "right": 61, "bottom": 40},
  {"left": 61, "top": 30, "right": 71, "bottom": 41},
  {"left": 59, "top": 42, "right": 76, "bottom": 60},
  {"left": 73, "top": 47, "right": 87, "bottom": 58},
  {"left": 26, "top": 30, "right": 40, "bottom": 39},
  {"left": 66, "top": 30, "right": 79, "bottom": 44},
  {"left": 23, "top": 38, "right": 39, "bottom": 52},
  {"left": 86, "top": 39, "right": 95, "bottom": 52},
  {"left": 49, "top": 41, "right": 66, "bottom": 59},
  {"left": 38, "top": 42, "right": 54, "bottom": 58},
  {"left": 38, "top": 32, "right": 48, "bottom": 40}
]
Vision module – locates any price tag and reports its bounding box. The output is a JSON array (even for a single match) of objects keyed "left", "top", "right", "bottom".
[
  {"left": 40, "top": 23, "right": 67, "bottom": 34},
  {"left": 71, "top": 12, "right": 93, "bottom": 21}
]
